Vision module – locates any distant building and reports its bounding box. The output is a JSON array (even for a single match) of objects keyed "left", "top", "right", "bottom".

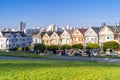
[
  {"left": 24, "top": 27, "right": 40, "bottom": 35},
  {"left": 19, "top": 21, "right": 26, "bottom": 31},
  {"left": 46, "top": 24, "right": 56, "bottom": 32}
]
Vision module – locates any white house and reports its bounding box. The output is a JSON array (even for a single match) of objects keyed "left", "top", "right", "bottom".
[
  {"left": 0, "top": 31, "right": 32, "bottom": 50},
  {"left": 60, "top": 30, "right": 74, "bottom": 45},
  {"left": 32, "top": 32, "right": 44, "bottom": 45},
  {"left": 84, "top": 27, "right": 100, "bottom": 45}
]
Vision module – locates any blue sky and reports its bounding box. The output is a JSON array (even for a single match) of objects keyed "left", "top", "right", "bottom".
[{"left": 0, "top": 0, "right": 120, "bottom": 28}]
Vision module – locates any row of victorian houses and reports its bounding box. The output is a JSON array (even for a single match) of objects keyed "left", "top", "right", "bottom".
[
  {"left": 0, "top": 25, "right": 120, "bottom": 50},
  {"left": 32, "top": 25, "right": 120, "bottom": 48}
]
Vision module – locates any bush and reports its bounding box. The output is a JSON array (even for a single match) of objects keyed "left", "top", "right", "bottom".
[
  {"left": 72, "top": 44, "right": 83, "bottom": 49},
  {"left": 60, "top": 45, "right": 72, "bottom": 50},
  {"left": 26, "top": 45, "right": 33, "bottom": 51},
  {"left": 17, "top": 47, "right": 23, "bottom": 52},
  {"left": 86, "top": 43, "right": 99, "bottom": 49},
  {"left": 103, "top": 41, "right": 120, "bottom": 51},
  {"left": 34, "top": 43, "right": 46, "bottom": 53},
  {"left": 47, "top": 45, "right": 59, "bottom": 54}
]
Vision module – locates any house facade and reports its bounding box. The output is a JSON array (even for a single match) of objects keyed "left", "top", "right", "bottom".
[
  {"left": 60, "top": 30, "right": 73, "bottom": 45},
  {"left": 0, "top": 31, "right": 32, "bottom": 50},
  {"left": 32, "top": 32, "right": 43, "bottom": 45},
  {"left": 84, "top": 27, "right": 100, "bottom": 45},
  {"left": 99, "top": 25, "right": 119, "bottom": 47},
  {"left": 72, "top": 29, "right": 87, "bottom": 45},
  {"left": 50, "top": 32, "right": 62, "bottom": 45},
  {"left": 42, "top": 32, "right": 52, "bottom": 45}
]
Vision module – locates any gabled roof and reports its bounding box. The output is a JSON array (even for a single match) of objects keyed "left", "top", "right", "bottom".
[
  {"left": 32, "top": 32, "right": 42, "bottom": 38},
  {"left": 78, "top": 28, "right": 87, "bottom": 34},
  {"left": 66, "top": 30, "right": 74, "bottom": 36},
  {"left": 91, "top": 27, "right": 100, "bottom": 34},
  {"left": 56, "top": 32, "right": 63, "bottom": 36},
  {"left": 116, "top": 26, "right": 120, "bottom": 32},
  {"left": 45, "top": 32, "right": 53, "bottom": 36},
  {"left": 107, "top": 25, "right": 116, "bottom": 33},
  {"left": 1, "top": 31, "right": 26, "bottom": 37}
]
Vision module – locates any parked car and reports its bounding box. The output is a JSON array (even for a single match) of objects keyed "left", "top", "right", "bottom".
[{"left": 106, "top": 52, "right": 118, "bottom": 56}]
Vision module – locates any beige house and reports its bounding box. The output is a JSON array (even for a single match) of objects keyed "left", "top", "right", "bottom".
[
  {"left": 43, "top": 32, "right": 52, "bottom": 45},
  {"left": 50, "top": 32, "right": 62, "bottom": 45},
  {"left": 99, "top": 25, "right": 119, "bottom": 47},
  {"left": 32, "top": 32, "right": 43, "bottom": 45},
  {"left": 72, "top": 28, "right": 87, "bottom": 45},
  {"left": 60, "top": 30, "right": 74, "bottom": 45}
]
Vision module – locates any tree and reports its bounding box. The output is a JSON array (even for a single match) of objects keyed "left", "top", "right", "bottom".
[
  {"left": 86, "top": 43, "right": 99, "bottom": 49},
  {"left": 26, "top": 45, "right": 33, "bottom": 51},
  {"left": 17, "top": 47, "right": 23, "bottom": 52},
  {"left": 72, "top": 44, "right": 83, "bottom": 49},
  {"left": 60, "top": 45, "right": 72, "bottom": 50},
  {"left": 103, "top": 41, "right": 120, "bottom": 51},
  {"left": 34, "top": 43, "right": 46, "bottom": 53},
  {"left": 47, "top": 45, "right": 59, "bottom": 54}
]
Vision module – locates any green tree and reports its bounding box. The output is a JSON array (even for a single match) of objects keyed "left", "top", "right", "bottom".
[
  {"left": 34, "top": 43, "right": 46, "bottom": 53},
  {"left": 27, "top": 45, "right": 33, "bottom": 51},
  {"left": 17, "top": 47, "right": 23, "bottom": 52},
  {"left": 86, "top": 43, "right": 99, "bottom": 49},
  {"left": 60, "top": 45, "right": 72, "bottom": 50},
  {"left": 72, "top": 44, "right": 83, "bottom": 49},
  {"left": 103, "top": 41, "right": 120, "bottom": 51},
  {"left": 47, "top": 45, "right": 59, "bottom": 54}
]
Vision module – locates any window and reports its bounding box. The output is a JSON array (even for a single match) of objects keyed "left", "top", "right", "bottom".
[
  {"left": 107, "top": 36, "right": 110, "bottom": 39},
  {"left": 1, "top": 45, "right": 3, "bottom": 48},
  {"left": 76, "top": 37, "right": 78, "bottom": 41}
]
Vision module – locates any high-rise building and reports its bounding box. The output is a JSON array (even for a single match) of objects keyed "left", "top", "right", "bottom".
[
  {"left": 46, "top": 24, "right": 56, "bottom": 32},
  {"left": 19, "top": 21, "right": 26, "bottom": 31}
]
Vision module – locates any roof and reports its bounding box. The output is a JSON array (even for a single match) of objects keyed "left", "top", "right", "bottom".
[
  {"left": 106, "top": 25, "right": 117, "bottom": 33},
  {"left": 32, "top": 32, "right": 42, "bottom": 38},
  {"left": 56, "top": 32, "right": 63, "bottom": 36},
  {"left": 66, "top": 30, "right": 74, "bottom": 36},
  {"left": 78, "top": 28, "right": 87, "bottom": 34},
  {"left": 91, "top": 27, "right": 100, "bottom": 34},
  {"left": 116, "top": 26, "right": 120, "bottom": 32},
  {"left": 45, "top": 32, "right": 53, "bottom": 36},
  {"left": 1, "top": 31, "right": 26, "bottom": 37}
]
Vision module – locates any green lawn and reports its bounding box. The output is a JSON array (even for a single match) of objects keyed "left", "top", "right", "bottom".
[
  {"left": 0, "top": 51, "right": 49, "bottom": 58},
  {"left": 0, "top": 60, "right": 120, "bottom": 80}
]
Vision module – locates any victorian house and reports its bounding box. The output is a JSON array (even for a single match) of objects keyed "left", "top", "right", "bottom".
[
  {"left": 60, "top": 30, "right": 74, "bottom": 45},
  {"left": 0, "top": 31, "right": 32, "bottom": 50},
  {"left": 50, "top": 32, "right": 62, "bottom": 45},
  {"left": 32, "top": 32, "right": 44, "bottom": 45},
  {"left": 84, "top": 27, "right": 100, "bottom": 45},
  {"left": 99, "top": 25, "right": 119, "bottom": 47},
  {"left": 72, "top": 28, "right": 87, "bottom": 45},
  {"left": 42, "top": 32, "right": 52, "bottom": 45}
]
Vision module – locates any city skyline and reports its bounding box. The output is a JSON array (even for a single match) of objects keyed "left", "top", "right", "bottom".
[{"left": 1, "top": 0, "right": 120, "bottom": 28}]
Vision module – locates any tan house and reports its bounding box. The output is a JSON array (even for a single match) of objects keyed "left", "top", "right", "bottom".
[
  {"left": 50, "top": 32, "right": 62, "bottom": 45},
  {"left": 72, "top": 28, "right": 87, "bottom": 45},
  {"left": 60, "top": 30, "right": 74, "bottom": 45},
  {"left": 99, "top": 25, "right": 119, "bottom": 47},
  {"left": 43, "top": 32, "right": 53, "bottom": 45}
]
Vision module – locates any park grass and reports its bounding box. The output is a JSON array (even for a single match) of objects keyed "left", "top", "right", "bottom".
[
  {"left": 0, "top": 60, "right": 120, "bottom": 80},
  {"left": 0, "top": 51, "right": 49, "bottom": 58}
]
